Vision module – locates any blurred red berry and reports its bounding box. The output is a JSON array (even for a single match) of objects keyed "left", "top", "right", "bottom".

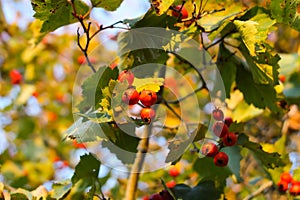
[
  {"left": 213, "top": 152, "right": 229, "bottom": 167},
  {"left": 166, "top": 180, "right": 176, "bottom": 188},
  {"left": 279, "top": 74, "right": 286, "bottom": 83},
  {"left": 172, "top": 5, "right": 188, "bottom": 19},
  {"left": 73, "top": 140, "right": 86, "bottom": 149},
  {"left": 222, "top": 132, "right": 238, "bottom": 146},
  {"left": 122, "top": 88, "right": 140, "bottom": 105},
  {"left": 290, "top": 182, "right": 300, "bottom": 196},
  {"left": 9, "top": 69, "right": 22, "bottom": 84},
  {"left": 224, "top": 117, "right": 233, "bottom": 127},
  {"left": 169, "top": 167, "right": 180, "bottom": 177},
  {"left": 277, "top": 180, "right": 289, "bottom": 193},
  {"left": 280, "top": 172, "right": 293, "bottom": 183},
  {"left": 212, "top": 108, "right": 224, "bottom": 121},
  {"left": 118, "top": 70, "right": 134, "bottom": 85}
]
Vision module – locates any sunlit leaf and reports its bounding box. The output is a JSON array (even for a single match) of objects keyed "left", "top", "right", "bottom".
[
  {"left": 31, "top": 0, "right": 89, "bottom": 33},
  {"left": 133, "top": 77, "right": 164, "bottom": 93},
  {"left": 152, "top": 0, "right": 175, "bottom": 15},
  {"left": 91, "top": 0, "right": 123, "bottom": 11},
  {"left": 51, "top": 181, "right": 72, "bottom": 199}
]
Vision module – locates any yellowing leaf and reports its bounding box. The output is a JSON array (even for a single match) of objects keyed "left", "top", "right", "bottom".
[
  {"left": 16, "top": 84, "right": 36, "bottom": 105},
  {"left": 133, "top": 77, "right": 164, "bottom": 93},
  {"left": 152, "top": 0, "right": 175, "bottom": 15}
]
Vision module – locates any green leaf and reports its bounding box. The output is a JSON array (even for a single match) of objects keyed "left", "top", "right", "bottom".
[
  {"left": 236, "top": 64, "right": 279, "bottom": 112},
  {"left": 217, "top": 43, "right": 238, "bottom": 98},
  {"left": 269, "top": 0, "right": 300, "bottom": 31},
  {"left": 78, "top": 66, "right": 118, "bottom": 112},
  {"left": 64, "top": 118, "right": 107, "bottom": 142},
  {"left": 11, "top": 188, "right": 33, "bottom": 200},
  {"left": 31, "top": 0, "right": 89, "bottom": 33},
  {"left": 71, "top": 153, "right": 100, "bottom": 186},
  {"left": 184, "top": 181, "right": 222, "bottom": 200},
  {"left": 101, "top": 124, "right": 140, "bottom": 164},
  {"left": 75, "top": 111, "right": 113, "bottom": 123},
  {"left": 222, "top": 146, "right": 243, "bottom": 182},
  {"left": 228, "top": 122, "right": 245, "bottom": 133},
  {"left": 51, "top": 181, "right": 72, "bottom": 199},
  {"left": 91, "top": 0, "right": 123, "bottom": 11},
  {"left": 198, "top": 4, "right": 243, "bottom": 32},
  {"left": 193, "top": 123, "right": 208, "bottom": 142},
  {"left": 237, "top": 133, "right": 285, "bottom": 169},
  {"left": 193, "top": 157, "right": 231, "bottom": 190}
]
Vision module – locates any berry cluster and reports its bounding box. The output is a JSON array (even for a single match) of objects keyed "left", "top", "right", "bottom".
[
  {"left": 277, "top": 172, "right": 300, "bottom": 196},
  {"left": 118, "top": 70, "right": 157, "bottom": 124},
  {"left": 200, "top": 108, "right": 237, "bottom": 167}
]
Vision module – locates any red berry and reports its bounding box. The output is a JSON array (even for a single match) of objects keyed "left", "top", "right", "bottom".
[
  {"left": 122, "top": 88, "right": 139, "bottom": 105},
  {"left": 172, "top": 5, "right": 188, "bottom": 19},
  {"left": 213, "top": 152, "right": 229, "bottom": 167},
  {"left": 149, "top": 193, "right": 163, "bottom": 200},
  {"left": 118, "top": 70, "right": 134, "bottom": 85},
  {"left": 279, "top": 74, "right": 286, "bottom": 83},
  {"left": 224, "top": 117, "right": 233, "bottom": 127},
  {"left": 166, "top": 180, "right": 176, "bottom": 188},
  {"left": 139, "top": 90, "right": 157, "bottom": 107},
  {"left": 169, "top": 167, "right": 180, "bottom": 177},
  {"left": 277, "top": 180, "right": 289, "bottom": 193},
  {"left": 9, "top": 69, "right": 22, "bottom": 84},
  {"left": 73, "top": 140, "right": 86, "bottom": 149},
  {"left": 140, "top": 107, "right": 156, "bottom": 124},
  {"left": 201, "top": 142, "right": 219, "bottom": 157},
  {"left": 143, "top": 196, "right": 150, "bottom": 200},
  {"left": 222, "top": 132, "right": 238, "bottom": 146},
  {"left": 280, "top": 172, "right": 293, "bottom": 183},
  {"left": 212, "top": 121, "right": 228, "bottom": 138},
  {"left": 290, "top": 182, "right": 300, "bottom": 196},
  {"left": 212, "top": 108, "right": 224, "bottom": 121}
]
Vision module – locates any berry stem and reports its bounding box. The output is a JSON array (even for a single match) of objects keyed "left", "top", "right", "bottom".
[{"left": 124, "top": 125, "right": 151, "bottom": 200}]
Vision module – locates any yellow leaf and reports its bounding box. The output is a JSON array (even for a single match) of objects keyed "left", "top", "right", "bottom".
[{"left": 133, "top": 77, "right": 164, "bottom": 93}]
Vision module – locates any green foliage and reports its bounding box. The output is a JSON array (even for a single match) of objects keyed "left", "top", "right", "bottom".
[
  {"left": 91, "top": 0, "right": 123, "bottom": 11},
  {"left": 173, "top": 181, "right": 222, "bottom": 200},
  {"left": 31, "top": 0, "right": 89, "bottom": 33},
  {"left": 51, "top": 181, "right": 72, "bottom": 199},
  {"left": 71, "top": 153, "right": 100, "bottom": 185},
  {"left": 237, "top": 134, "right": 285, "bottom": 169},
  {"left": 269, "top": 0, "right": 300, "bottom": 31}
]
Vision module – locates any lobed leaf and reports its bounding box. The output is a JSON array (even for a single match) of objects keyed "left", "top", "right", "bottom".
[{"left": 31, "top": 0, "right": 89, "bottom": 33}]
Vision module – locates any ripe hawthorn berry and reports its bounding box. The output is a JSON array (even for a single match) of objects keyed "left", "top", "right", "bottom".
[
  {"left": 122, "top": 88, "right": 139, "bottom": 105},
  {"left": 212, "top": 108, "right": 224, "bottom": 121},
  {"left": 277, "top": 180, "right": 289, "bottom": 193},
  {"left": 172, "top": 5, "right": 188, "bottom": 19},
  {"left": 139, "top": 90, "right": 157, "bottom": 107},
  {"left": 140, "top": 107, "right": 156, "bottom": 124},
  {"left": 290, "top": 182, "right": 300, "bottom": 196},
  {"left": 213, "top": 152, "right": 229, "bottom": 167},
  {"left": 201, "top": 142, "right": 218, "bottom": 157},
  {"left": 9, "top": 69, "right": 22, "bottom": 84},
  {"left": 222, "top": 132, "right": 238, "bottom": 146},
  {"left": 279, "top": 74, "right": 286, "bottom": 83},
  {"left": 118, "top": 70, "right": 134, "bottom": 85},
  {"left": 212, "top": 121, "right": 228, "bottom": 138},
  {"left": 169, "top": 167, "right": 180, "bottom": 177},
  {"left": 280, "top": 172, "right": 293, "bottom": 183},
  {"left": 224, "top": 117, "right": 233, "bottom": 127}
]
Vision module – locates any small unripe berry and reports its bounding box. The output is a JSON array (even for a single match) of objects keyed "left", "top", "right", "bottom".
[
  {"left": 213, "top": 152, "right": 229, "bottom": 167},
  {"left": 222, "top": 132, "right": 238, "bottom": 146},
  {"left": 140, "top": 107, "right": 156, "bottom": 124},
  {"left": 212, "top": 121, "right": 228, "bottom": 138},
  {"left": 118, "top": 70, "right": 134, "bottom": 85},
  {"left": 201, "top": 142, "right": 219, "bottom": 157},
  {"left": 122, "top": 88, "right": 139, "bottom": 105},
  {"left": 139, "top": 90, "right": 157, "bottom": 107},
  {"left": 212, "top": 108, "right": 224, "bottom": 121}
]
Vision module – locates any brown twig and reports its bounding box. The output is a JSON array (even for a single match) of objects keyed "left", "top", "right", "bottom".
[{"left": 243, "top": 181, "right": 273, "bottom": 200}]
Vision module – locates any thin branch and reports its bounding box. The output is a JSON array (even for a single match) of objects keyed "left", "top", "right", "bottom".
[
  {"left": 204, "top": 31, "right": 232, "bottom": 50},
  {"left": 167, "top": 87, "right": 205, "bottom": 104},
  {"left": 124, "top": 125, "right": 151, "bottom": 200},
  {"left": 243, "top": 181, "right": 273, "bottom": 200}
]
